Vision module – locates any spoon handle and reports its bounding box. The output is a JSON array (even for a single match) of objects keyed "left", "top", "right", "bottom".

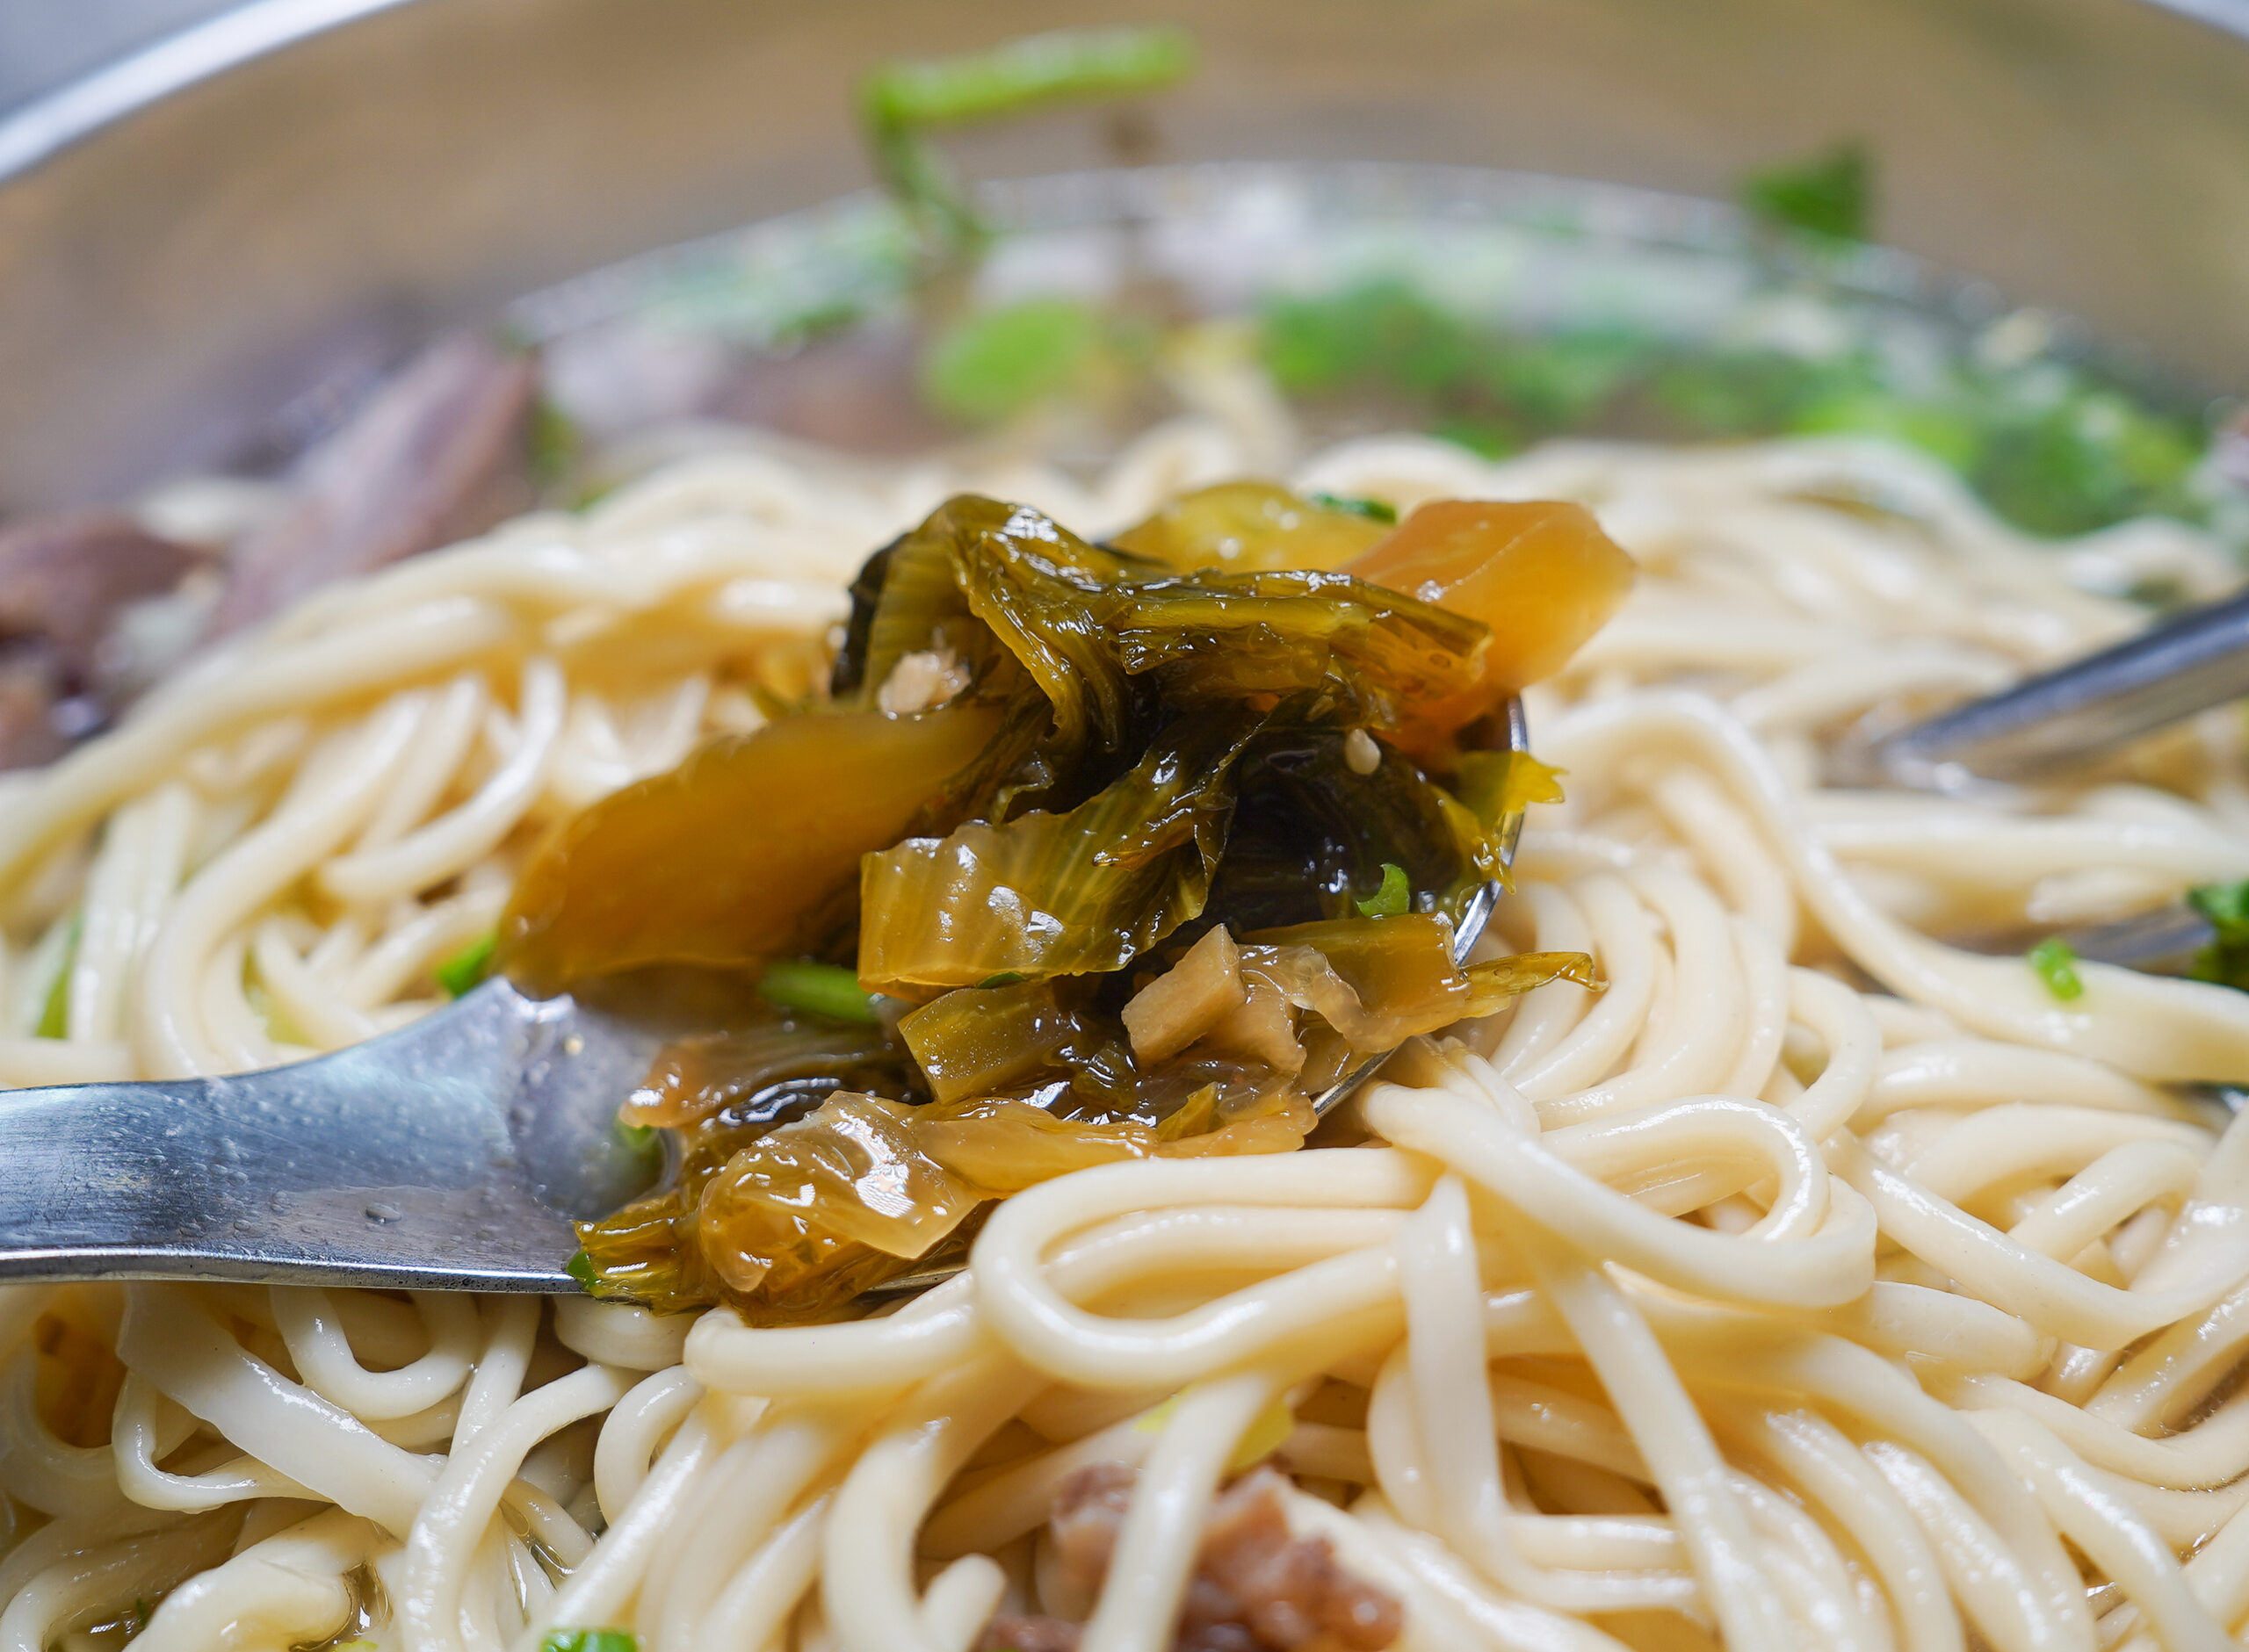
[
  {"left": 1864, "top": 588, "right": 2249, "bottom": 785},
  {"left": 0, "top": 981, "right": 654, "bottom": 1291}
]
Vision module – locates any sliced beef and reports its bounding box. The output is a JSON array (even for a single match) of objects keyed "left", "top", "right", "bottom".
[
  {"left": 1190, "top": 1469, "right": 1400, "bottom": 1651},
  {"left": 213, "top": 332, "right": 537, "bottom": 633},
  {"left": 982, "top": 1614, "right": 1084, "bottom": 1652},
  {"left": 0, "top": 511, "right": 201, "bottom": 683},
  {"left": 0, "top": 641, "right": 67, "bottom": 770},
  {"left": 1052, "top": 1460, "right": 1139, "bottom": 1591},
  {"left": 0, "top": 511, "right": 208, "bottom": 767}
]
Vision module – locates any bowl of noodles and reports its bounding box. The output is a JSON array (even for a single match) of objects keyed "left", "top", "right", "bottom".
[{"left": 9, "top": 4, "right": 2249, "bottom": 1651}]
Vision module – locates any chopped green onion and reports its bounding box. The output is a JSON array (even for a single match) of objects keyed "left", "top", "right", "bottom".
[
  {"left": 540, "top": 1631, "right": 639, "bottom": 1652},
  {"left": 436, "top": 932, "right": 498, "bottom": 999},
  {"left": 920, "top": 299, "right": 1101, "bottom": 426},
  {"left": 2027, "top": 937, "right": 2084, "bottom": 1002},
  {"left": 564, "top": 1252, "right": 597, "bottom": 1289},
  {"left": 2188, "top": 879, "right": 2249, "bottom": 934},
  {"left": 1308, "top": 492, "right": 1398, "bottom": 525},
  {"left": 1356, "top": 863, "right": 1412, "bottom": 919},
  {"left": 2188, "top": 880, "right": 2249, "bottom": 992},
  {"left": 1740, "top": 141, "right": 1873, "bottom": 242},
  {"left": 864, "top": 25, "right": 1194, "bottom": 130},
  {"left": 862, "top": 26, "right": 1196, "bottom": 251},
  {"left": 527, "top": 397, "right": 581, "bottom": 489},
  {"left": 759, "top": 960, "right": 881, "bottom": 1025},
  {"left": 35, "top": 912, "right": 80, "bottom": 1040},
  {"left": 1430, "top": 413, "right": 1518, "bottom": 460}
]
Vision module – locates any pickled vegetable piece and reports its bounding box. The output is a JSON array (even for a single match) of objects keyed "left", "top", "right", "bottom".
[
  {"left": 1095, "top": 569, "right": 1486, "bottom": 728},
  {"left": 897, "top": 978, "right": 1120, "bottom": 1105},
  {"left": 1204, "top": 721, "right": 1497, "bottom": 934},
  {"left": 1112, "top": 482, "right": 1390, "bottom": 574},
  {"left": 548, "top": 486, "right": 1631, "bottom": 1318},
  {"left": 1344, "top": 499, "right": 1635, "bottom": 740},
  {"left": 579, "top": 920, "right": 1589, "bottom": 1315},
  {"left": 1452, "top": 749, "right": 1566, "bottom": 828},
  {"left": 697, "top": 1094, "right": 979, "bottom": 1300},
  {"left": 1464, "top": 949, "right": 1602, "bottom": 1013},
  {"left": 1242, "top": 913, "right": 1596, "bottom": 1053},
  {"left": 851, "top": 495, "right": 1139, "bottom": 760},
  {"left": 620, "top": 1014, "right": 909, "bottom": 1129},
  {"left": 681, "top": 1086, "right": 1317, "bottom": 1317},
  {"left": 498, "top": 703, "right": 998, "bottom": 993},
  {"left": 858, "top": 707, "right": 1262, "bottom": 994},
  {"left": 1121, "top": 925, "right": 1246, "bottom": 1063},
  {"left": 1249, "top": 913, "right": 1466, "bottom": 1025}
]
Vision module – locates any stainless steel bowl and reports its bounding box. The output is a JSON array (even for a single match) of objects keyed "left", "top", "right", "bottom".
[{"left": 2, "top": 0, "right": 2246, "bottom": 514}]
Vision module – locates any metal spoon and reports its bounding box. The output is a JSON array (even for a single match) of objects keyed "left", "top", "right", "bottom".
[
  {"left": 1842, "top": 586, "right": 2249, "bottom": 970},
  {"left": 1851, "top": 585, "right": 2249, "bottom": 790},
  {"left": 0, "top": 702, "right": 1529, "bottom": 1295}
]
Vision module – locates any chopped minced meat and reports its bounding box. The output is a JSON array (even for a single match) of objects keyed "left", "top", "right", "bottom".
[
  {"left": 877, "top": 646, "right": 973, "bottom": 715},
  {"left": 982, "top": 1613, "right": 1088, "bottom": 1652},
  {"left": 982, "top": 1463, "right": 1402, "bottom": 1652}
]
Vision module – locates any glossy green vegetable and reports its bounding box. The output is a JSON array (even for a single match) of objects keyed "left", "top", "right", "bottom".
[
  {"left": 623, "top": 1023, "right": 907, "bottom": 1126},
  {"left": 2028, "top": 937, "right": 2085, "bottom": 1001},
  {"left": 859, "top": 706, "right": 1264, "bottom": 994},
  {"left": 497, "top": 702, "right": 1001, "bottom": 994},
  {"left": 1112, "top": 482, "right": 1391, "bottom": 574},
  {"left": 898, "top": 977, "right": 1123, "bottom": 1106},
  {"left": 1207, "top": 721, "right": 1497, "bottom": 935},
  {"left": 1453, "top": 750, "right": 1567, "bottom": 828},
  {"left": 836, "top": 495, "right": 1139, "bottom": 800}
]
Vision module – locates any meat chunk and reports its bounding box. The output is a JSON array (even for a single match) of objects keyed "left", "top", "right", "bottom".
[
  {"left": 1052, "top": 1460, "right": 1139, "bottom": 1589},
  {"left": 982, "top": 1614, "right": 1083, "bottom": 1652},
  {"left": 0, "top": 641, "right": 66, "bottom": 770},
  {"left": 0, "top": 511, "right": 201, "bottom": 682},
  {"left": 0, "top": 512, "right": 206, "bottom": 767},
  {"left": 213, "top": 332, "right": 537, "bottom": 632},
  {"left": 989, "top": 1463, "right": 1401, "bottom": 1652},
  {"left": 1192, "top": 1469, "right": 1401, "bottom": 1651}
]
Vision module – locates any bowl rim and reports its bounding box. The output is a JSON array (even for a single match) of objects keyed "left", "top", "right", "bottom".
[
  {"left": 0, "top": 0, "right": 410, "bottom": 180},
  {"left": 4, "top": 0, "right": 2249, "bottom": 190}
]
